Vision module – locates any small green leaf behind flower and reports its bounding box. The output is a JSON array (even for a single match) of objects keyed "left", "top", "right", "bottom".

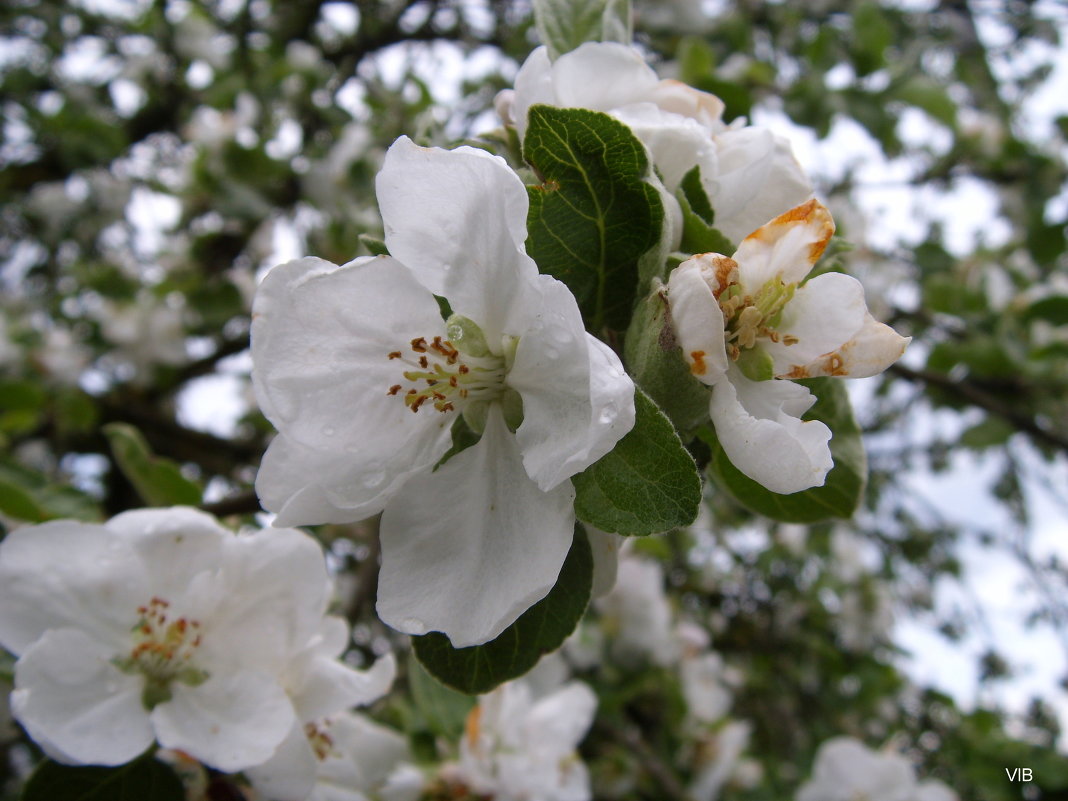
[{"left": 104, "top": 423, "right": 203, "bottom": 507}]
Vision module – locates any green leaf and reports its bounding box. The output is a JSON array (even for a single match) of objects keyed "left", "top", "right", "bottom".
[
  {"left": 700, "top": 378, "right": 866, "bottom": 523},
  {"left": 896, "top": 76, "right": 958, "bottom": 128},
  {"left": 408, "top": 657, "right": 476, "bottom": 740},
  {"left": 532, "top": 0, "right": 631, "bottom": 60},
  {"left": 622, "top": 283, "right": 711, "bottom": 435},
  {"left": 358, "top": 233, "right": 389, "bottom": 256},
  {"left": 104, "top": 423, "right": 203, "bottom": 507},
  {"left": 573, "top": 388, "right": 701, "bottom": 535},
  {"left": 21, "top": 756, "right": 184, "bottom": 801},
  {"left": 1023, "top": 295, "right": 1068, "bottom": 326},
  {"left": 0, "top": 479, "right": 48, "bottom": 523},
  {"left": 413, "top": 525, "right": 592, "bottom": 694},
  {"left": 524, "top": 105, "right": 665, "bottom": 330}
]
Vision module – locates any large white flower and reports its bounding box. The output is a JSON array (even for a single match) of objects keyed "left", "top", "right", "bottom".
[
  {"left": 252, "top": 137, "right": 635, "bottom": 648},
  {"left": 0, "top": 507, "right": 378, "bottom": 771},
  {"left": 497, "top": 41, "right": 812, "bottom": 245},
  {"left": 666, "top": 199, "right": 910, "bottom": 494},
  {"left": 448, "top": 679, "right": 597, "bottom": 801}
]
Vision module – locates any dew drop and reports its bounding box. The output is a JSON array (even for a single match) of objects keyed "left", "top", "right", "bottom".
[
  {"left": 401, "top": 617, "right": 427, "bottom": 635},
  {"left": 322, "top": 426, "right": 336, "bottom": 437},
  {"left": 598, "top": 405, "right": 618, "bottom": 425},
  {"left": 364, "top": 472, "right": 385, "bottom": 489}
]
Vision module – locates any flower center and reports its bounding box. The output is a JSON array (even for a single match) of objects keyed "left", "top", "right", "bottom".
[
  {"left": 387, "top": 335, "right": 506, "bottom": 414},
  {"left": 112, "top": 597, "right": 209, "bottom": 709},
  {"left": 718, "top": 277, "right": 798, "bottom": 358},
  {"left": 305, "top": 720, "right": 336, "bottom": 761}
]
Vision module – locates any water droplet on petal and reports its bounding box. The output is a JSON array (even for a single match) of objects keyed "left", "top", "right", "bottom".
[
  {"left": 598, "top": 405, "right": 618, "bottom": 425},
  {"left": 400, "top": 617, "right": 427, "bottom": 635},
  {"left": 364, "top": 472, "right": 385, "bottom": 489},
  {"left": 322, "top": 426, "right": 336, "bottom": 437}
]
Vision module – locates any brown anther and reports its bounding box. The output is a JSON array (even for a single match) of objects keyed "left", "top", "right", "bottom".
[
  {"left": 406, "top": 389, "right": 417, "bottom": 396},
  {"left": 410, "top": 396, "right": 427, "bottom": 412},
  {"left": 458, "top": 364, "right": 470, "bottom": 374},
  {"left": 449, "top": 376, "right": 458, "bottom": 387},
  {"left": 440, "top": 402, "right": 455, "bottom": 412},
  {"left": 387, "top": 384, "right": 402, "bottom": 396},
  {"left": 783, "top": 335, "right": 800, "bottom": 346},
  {"left": 387, "top": 351, "right": 402, "bottom": 360},
  {"left": 459, "top": 389, "right": 469, "bottom": 398},
  {"left": 411, "top": 337, "right": 428, "bottom": 353},
  {"left": 418, "top": 355, "right": 429, "bottom": 368}
]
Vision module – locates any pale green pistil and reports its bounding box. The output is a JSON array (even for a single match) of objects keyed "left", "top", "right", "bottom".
[
  {"left": 111, "top": 597, "right": 208, "bottom": 710},
  {"left": 718, "top": 277, "right": 799, "bottom": 380}
]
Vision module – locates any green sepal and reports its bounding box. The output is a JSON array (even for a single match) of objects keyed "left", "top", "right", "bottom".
[{"left": 412, "top": 524, "right": 592, "bottom": 694}]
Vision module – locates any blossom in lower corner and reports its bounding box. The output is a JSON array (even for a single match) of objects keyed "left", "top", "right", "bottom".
[
  {"left": 443, "top": 678, "right": 597, "bottom": 801},
  {"left": 796, "top": 737, "right": 959, "bottom": 801},
  {"left": 666, "top": 199, "right": 909, "bottom": 494},
  {"left": 0, "top": 507, "right": 382, "bottom": 772},
  {"left": 251, "top": 136, "right": 635, "bottom": 648}
]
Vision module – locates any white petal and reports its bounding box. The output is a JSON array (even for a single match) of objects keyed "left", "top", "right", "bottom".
[
  {"left": 732, "top": 199, "right": 835, "bottom": 289},
  {"left": 710, "top": 367, "right": 832, "bottom": 494},
  {"left": 245, "top": 721, "right": 319, "bottom": 801},
  {"left": 525, "top": 681, "right": 597, "bottom": 751},
  {"left": 610, "top": 102, "right": 717, "bottom": 193},
  {"left": 107, "top": 507, "right": 227, "bottom": 599},
  {"left": 550, "top": 42, "right": 660, "bottom": 114},
  {"left": 202, "top": 527, "right": 331, "bottom": 673},
  {"left": 318, "top": 713, "right": 415, "bottom": 796},
  {"left": 12, "top": 628, "right": 153, "bottom": 766},
  {"left": 511, "top": 46, "right": 554, "bottom": 141},
  {"left": 708, "top": 127, "right": 813, "bottom": 245},
  {"left": 665, "top": 256, "right": 732, "bottom": 386},
  {"left": 0, "top": 521, "right": 146, "bottom": 655},
  {"left": 251, "top": 255, "right": 453, "bottom": 524},
  {"left": 763, "top": 272, "right": 869, "bottom": 371},
  {"left": 377, "top": 138, "right": 539, "bottom": 341},
  {"left": 291, "top": 649, "right": 396, "bottom": 723},
  {"left": 779, "top": 312, "right": 911, "bottom": 380},
  {"left": 649, "top": 79, "right": 725, "bottom": 131},
  {"left": 511, "top": 276, "right": 636, "bottom": 490},
  {"left": 153, "top": 668, "right": 296, "bottom": 772},
  {"left": 585, "top": 526, "right": 622, "bottom": 598},
  {"left": 377, "top": 406, "right": 577, "bottom": 648}
]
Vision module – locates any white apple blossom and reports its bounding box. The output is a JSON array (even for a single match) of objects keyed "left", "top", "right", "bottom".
[
  {"left": 246, "top": 620, "right": 399, "bottom": 801},
  {"left": 95, "top": 291, "right": 188, "bottom": 376},
  {"left": 0, "top": 507, "right": 381, "bottom": 772},
  {"left": 796, "top": 737, "right": 958, "bottom": 801},
  {"left": 445, "top": 678, "right": 597, "bottom": 801},
  {"left": 252, "top": 137, "right": 635, "bottom": 648},
  {"left": 248, "top": 708, "right": 424, "bottom": 801},
  {"left": 594, "top": 549, "right": 678, "bottom": 667},
  {"left": 689, "top": 720, "right": 755, "bottom": 801},
  {"left": 666, "top": 200, "right": 910, "bottom": 494},
  {"left": 497, "top": 41, "right": 812, "bottom": 245}
]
